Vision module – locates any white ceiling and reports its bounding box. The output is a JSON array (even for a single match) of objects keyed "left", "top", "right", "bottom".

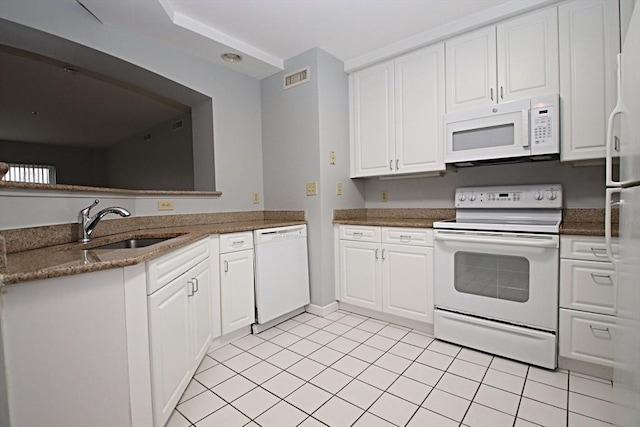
[{"left": 79, "top": 0, "right": 555, "bottom": 79}]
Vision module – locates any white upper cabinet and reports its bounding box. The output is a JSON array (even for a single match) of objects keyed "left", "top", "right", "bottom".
[
  {"left": 445, "top": 27, "right": 497, "bottom": 111},
  {"left": 445, "top": 7, "right": 559, "bottom": 112},
  {"left": 350, "top": 44, "right": 445, "bottom": 177},
  {"left": 350, "top": 61, "right": 395, "bottom": 177},
  {"left": 559, "top": 0, "right": 620, "bottom": 162}
]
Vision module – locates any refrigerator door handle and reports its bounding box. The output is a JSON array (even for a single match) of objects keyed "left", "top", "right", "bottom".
[
  {"left": 606, "top": 54, "right": 623, "bottom": 187},
  {"left": 605, "top": 188, "right": 621, "bottom": 266}
]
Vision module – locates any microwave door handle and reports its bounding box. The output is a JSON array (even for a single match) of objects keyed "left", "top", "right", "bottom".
[{"left": 522, "top": 110, "right": 530, "bottom": 148}]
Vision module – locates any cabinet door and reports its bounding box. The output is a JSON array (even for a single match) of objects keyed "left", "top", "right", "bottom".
[
  {"left": 339, "top": 240, "right": 382, "bottom": 310},
  {"left": 445, "top": 26, "right": 497, "bottom": 112},
  {"left": 497, "top": 7, "right": 559, "bottom": 102},
  {"left": 148, "top": 276, "right": 191, "bottom": 427},
  {"left": 220, "top": 249, "right": 255, "bottom": 334},
  {"left": 350, "top": 61, "right": 395, "bottom": 177},
  {"left": 189, "top": 260, "right": 213, "bottom": 369},
  {"left": 381, "top": 244, "right": 434, "bottom": 323},
  {"left": 559, "top": 0, "right": 620, "bottom": 161},
  {"left": 395, "top": 44, "right": 445, "bottom": 174}
]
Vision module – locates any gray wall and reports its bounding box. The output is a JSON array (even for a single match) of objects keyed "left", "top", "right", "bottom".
[
  {"left": 0, "top": 139, "right": 107, "bottom": 187},
  {"left": 261, "top": 48, "right": 365, "bottom": 308},
  {"left": 106, "top": 113, "right": 194, "bottom": 191},
  {"left": 0, "top": 1, "right": 264, "bottom": 213},
  {"left": 364, "top": 161, "right": 608, "bottom": 208}
]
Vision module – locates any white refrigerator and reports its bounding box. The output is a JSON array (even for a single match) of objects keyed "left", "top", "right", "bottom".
[{"left": 608, "top": 1, "right": 640, "bottom": 425}]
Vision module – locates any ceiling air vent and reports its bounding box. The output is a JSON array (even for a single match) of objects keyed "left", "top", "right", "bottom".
[
  {"left": 171, "top": 120, "right": 184, "bottom": 131},
  {"left": 283, "top": 67, "right": 310, "bottom": 89}
]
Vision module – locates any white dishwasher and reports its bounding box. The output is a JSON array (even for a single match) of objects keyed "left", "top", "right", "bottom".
[{"left": 253, "top": 225, "right": 310, "bottom": 332}]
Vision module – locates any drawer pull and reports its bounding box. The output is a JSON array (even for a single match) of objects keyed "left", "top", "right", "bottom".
[
  {"left": 590, "top": 273, "right": 613, "bottom": 284},
  {"left": 589, "top": 325, "right": 611, "bottom": 335},
  {"left": 231, "top": 240, "right": 245, "bottom": 247},
  {"left": 353, "top": 232, "right": 363, "bottom": 239},
  {"left": 590, "top": 247, "right": 608, "bottom": 258},
  {"left": 399, "top": 235, "right": 412, "bottom": 242}
]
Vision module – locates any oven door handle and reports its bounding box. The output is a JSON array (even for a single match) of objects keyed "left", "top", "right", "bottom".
[{"left": 434, "top": 230, "right": 559, "bottom": 248}]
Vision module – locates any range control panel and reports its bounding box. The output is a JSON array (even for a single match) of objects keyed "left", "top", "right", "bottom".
[{"left": 454, "top": 184, "right": 563, "bottom": 208}]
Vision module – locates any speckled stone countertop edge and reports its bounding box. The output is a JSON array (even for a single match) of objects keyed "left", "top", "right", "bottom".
[
  {"left": 1, "top": 219, "right": 306, "bottom": 286},
  {"left": 333, "top": 208, "right": 616, "bottom": 236}
]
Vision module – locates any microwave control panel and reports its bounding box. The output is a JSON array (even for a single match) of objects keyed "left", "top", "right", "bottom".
[{"left": 532, "top": 105, "right": 553, "bottom": 146}]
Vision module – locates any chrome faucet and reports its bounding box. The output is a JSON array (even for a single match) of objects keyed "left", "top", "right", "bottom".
[{"left": 78, "top": 199, "right": 131, "bottom": 243}]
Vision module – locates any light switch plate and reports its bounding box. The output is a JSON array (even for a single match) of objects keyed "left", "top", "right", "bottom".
[
  {"left": 329, "top": 151, "right": 336, "bottom": 165},
  {"left": 336, "top": 182, "right": 343, "bottom": 195},
  {"left": 306, "top": 182, "right": 318, "bottom": 196},
  {"left": 158, "top": 200, "right": 174, "bottom": 211},
  {"left": 252, "top": 192, "right": 260, "bottom": 204},
  {"left": 381, "top": 191, "right": 389, "bottom": 202}
]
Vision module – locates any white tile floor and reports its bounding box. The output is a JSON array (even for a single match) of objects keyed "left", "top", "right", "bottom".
[{"left": 168, "top": 310, "right": 616, "bottom": 427}]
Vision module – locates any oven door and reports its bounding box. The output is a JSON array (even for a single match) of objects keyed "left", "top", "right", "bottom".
[{"left": 434, "top": 229, "right": 559, "bottom": 331}]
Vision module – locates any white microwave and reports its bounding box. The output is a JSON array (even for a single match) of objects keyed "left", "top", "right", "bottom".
[{"left": 444, "top": 94, "right": 559, "bottom": 166}]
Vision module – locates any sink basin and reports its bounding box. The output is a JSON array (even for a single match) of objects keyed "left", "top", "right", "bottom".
[{"left": 91, "top": 237, "right": 174, "bottom": 250}]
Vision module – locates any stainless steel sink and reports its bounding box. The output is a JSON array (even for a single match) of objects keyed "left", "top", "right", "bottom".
[{"left": 90, "top": 237, "right": 174, "bottom": 250}]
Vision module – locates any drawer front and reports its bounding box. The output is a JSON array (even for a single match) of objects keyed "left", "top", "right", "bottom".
[
  {"left": 339, "top": 225, "right": 381, "bottom": 242},
  {"left": 560, "top": 235, "right": 619, "bottom": 261},
  {"left": 147, "top": 238, "right": 210, "bottom": 295},
  {"left": 219, "top": 232, "right": 254, "bottom": 253},
  {"left": 560, "top": 259, "right": 616, "bottom": 315},
  {"left": 559, "top": 309, "right": 615, "bottom": 367},
  {"left": 382, "top": 227, "right": 433, "bottom": 247}
]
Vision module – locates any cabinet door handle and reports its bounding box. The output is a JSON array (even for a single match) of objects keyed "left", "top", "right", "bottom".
[
  {"left": 395, "top": 159, "right": 399, "bottom": 170},
  {"left": 590, "top": 247, "right": 608, "bottom": 258},
  {"left": 224, "top": 260, "right": 229, "bottom": 272},
  {"left": 500, "top": 86, "right": 504, "bottom": 99},
  {"left": 375, "top": 248, "right": 379, "bottom": 259},
  {"left": 590, "top": 273, "right": 613, "bottom": 284},
  {"left": 192, "top": 277, "right": 199, "bottom": 293},
  {"left": 490, "top": 88, "right": 494, "bottom": 101},
  {"left": 589, "top": 325, "right": 611, "bottom": 334},
  {"left": 389, "top": 160, "right": 393, "bottom": 171},
  {"left": 381, "top": 249, "right": 386, "bottom": 260},
  {"left": 187, "top": 280, "right": 194, "bottom": 297}
]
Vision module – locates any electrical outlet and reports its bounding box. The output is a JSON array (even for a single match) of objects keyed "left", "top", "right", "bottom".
[
  {"left": 158, "top": 200, "right": 174, "bottom": 211},
  {"left": 306, "top": 182, "right": 318, "bottom": 196},
  {"left": 252, "top": 192, "right": 260, "bottom": 204},
  {"left": 381, "top": 191, "right": 389, "bottom": 202},
  {"left": 329, "top": 151, "right": 336, "bottom": 165},
  {"left": 336, "top": 182, "right": 343, "bottom": 195}
]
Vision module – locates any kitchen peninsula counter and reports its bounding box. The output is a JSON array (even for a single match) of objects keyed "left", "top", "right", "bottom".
[{"left": 0, "top": 211, "right": 304, "bottom": 285}]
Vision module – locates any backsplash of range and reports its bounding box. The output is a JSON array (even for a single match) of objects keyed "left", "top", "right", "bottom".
[{"left": 444, "top": 94, "right": 559, "bottom": 167}]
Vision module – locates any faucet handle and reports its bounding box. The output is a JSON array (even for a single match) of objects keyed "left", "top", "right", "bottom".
[{"left": 81, "top": 199, "right": 100, "bottom": 216}]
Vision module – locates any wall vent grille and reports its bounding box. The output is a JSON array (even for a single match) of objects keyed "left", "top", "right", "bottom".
[
  {"left": 171, "top": 120, "right": 184, "bottom": 131},
  {"left": 283, "top": 66, "right": 311, "bottom": 89}
]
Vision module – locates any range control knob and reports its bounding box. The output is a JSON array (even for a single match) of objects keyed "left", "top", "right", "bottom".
[
  {"left": 546, "top": 190, "right": 557, "bottom": 200},
  {"left": 469, "top": 193, "right": 477, "bottom": 201},
  {"left": 534, "top": 191, "right": 544, "bottom": 201},
  {"left": 458, "top": 193, "right": 467, "bottom": 202}
]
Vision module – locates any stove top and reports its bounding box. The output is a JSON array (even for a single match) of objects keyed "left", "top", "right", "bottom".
[{"left": 435, "top": 184, "right": 564, "bottom": 234}]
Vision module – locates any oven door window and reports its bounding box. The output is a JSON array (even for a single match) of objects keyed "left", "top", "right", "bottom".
[{"left": 454, "top": 251, "right": 530, "bottom": 303}]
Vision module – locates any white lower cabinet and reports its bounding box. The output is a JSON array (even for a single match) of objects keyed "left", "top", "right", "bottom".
[
  {"left": 337, "top": 225, "right": 434, "bottom": 323},
  {"left": 147, "top": 238, "right": 212, "bottom": 427},
  {"left": 559, "top": 235, "right": 618, "bottom": 368},
  {"left": 220, "top": 232, "right": 255, "bottom": 334}
]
